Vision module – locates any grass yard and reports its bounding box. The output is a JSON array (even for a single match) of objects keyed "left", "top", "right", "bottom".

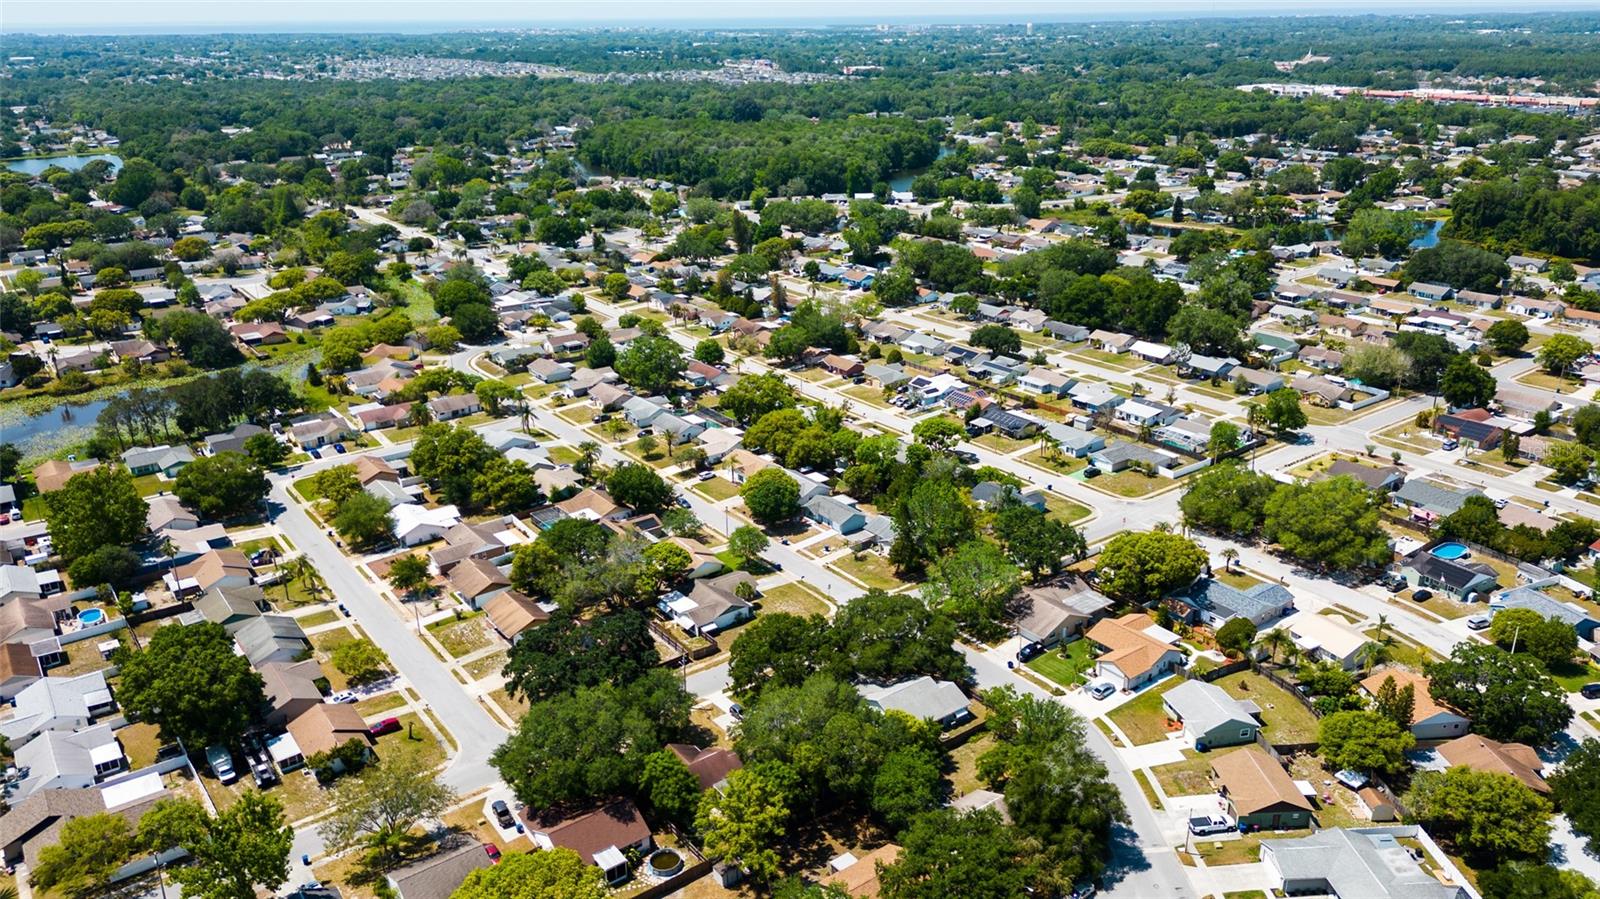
[
  {"left": 490, "top": 687, "right": 529, "bottom": 720},
  {"left": 1365, "top": 630, "right": 1439, "bottom": 669},
  {"left": 1107, "top": 678, "right": 1184, "bottom": 745},
  {"left": 842, "top": 384, "right": 893, "bottom": 408},
  {"left": 1023, "top": 448, "right": 1088, "bottom": 475},
  {"left": 558, "top": 404, "right": 598, "bottom": 425},
  {"left": 948, "top": 732, "right": 998, "bottom": 796},
  {"left": 692, "top": 475, "right": 741, "bottom": 501},
  {"left": 296, "top": 609, "right": 340, "bottom": 628},
  {"left": 118, "top": 721, "right": 165, "bottom": 769},
  {"left": 546, "top": 445, "right": 581, "bottom": 465},
  {"left": 373, "top": 712, "right": 449, "bottom": 770},
  {"left": 831, "top": 551, "right": 904, "bottom": 591},
  {"left": 1044, "top": 492, "right": 1093, "bottom": 524},
  {"left": 1151, "top": 750, "right": 1216, "bottom": 798},
  {"left": 1025, "top": 639, "right": 1094, "bottom": 688},
  {"left": 426, "top": 613, "right": 492, "bottom": 659},
  {"left": 464, "top": 651, "right": 510, "bottom": 682},
  {"left": 1083, "top": 469, "right": 1173, "bottom": 498},
  {"left": 1213, "top": 568, "right": 1266, "bottom": 591},
  {"left": 131, "top": 473, "right": 170, "bottom": 496},
  {"left": 354, "top": 692, "right": 411, "bottom": 717},
  {"left": 1390, "top": 589, "right": 1474, "bottom": 620},
  {"left": 972, "top": 432, "right": 1033, "bottom": 454},
  {"left": 1551, "top": 660, "right": 1600, "bottom": 692},
  {"left": 760, "top": 581, "right": 833, "bottom": 618},
  {"left": 1069, "top": 348, "right": 1145, "bottom": 371},
  {"left": 1211, "top": 671, "right": 1319, "bottom": 745}
]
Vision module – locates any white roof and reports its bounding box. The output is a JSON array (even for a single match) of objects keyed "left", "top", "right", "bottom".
[
  {"left": 392, "top": 502, "right": 461, "bottom": 535},
  {"left": 593, "top": 845, "right": 628, "bottom": 871},
  {"left": 267, "top": 732, "right": 303, "bottom": 763},
  {"left": 89, "top": 741, "right": 124, "bottom": 766},
  {"left": 100, "top": 768, "right": 165, "bottom": 809}
]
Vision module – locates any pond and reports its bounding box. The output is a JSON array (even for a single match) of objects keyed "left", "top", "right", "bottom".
[
  {"left": 887, "top": 145, "right": 956, "bottom": 194},
  {"left": 1411, "top": 218, "right": 1444, "bottom": 249},
  {"left": 0, "top": 396, "right": 112, "bottom": 459},
  {"left": 4, "top": 153, "right": 123, "bottom": 176}
]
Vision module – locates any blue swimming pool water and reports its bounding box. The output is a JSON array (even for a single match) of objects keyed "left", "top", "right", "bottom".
[
  {"left": 77, "top": 608, "right": 106, "bottom": 625},
  {"left": 1431, "top": 542, "right": 1470, "bottom": 561}
]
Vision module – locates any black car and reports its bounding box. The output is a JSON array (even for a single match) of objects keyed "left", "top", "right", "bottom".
[
  {"left": 952, "top": 450, "right": 979, "bottom": 464},
  {"left": 1017, "top": 641, "right": 1044, "bottom": 663},
  {"left": 1582, "top": 683, "right": 1600, "bottom": 700},
  {"left": 492, "top": 799, "right": 515, "bottom": 828},
  {"left": 1083, "top": 466, "right": 1102, "bottom": 478},
  {"left": 1411, "top": 588, "right": 1433, "bottom": 602}
]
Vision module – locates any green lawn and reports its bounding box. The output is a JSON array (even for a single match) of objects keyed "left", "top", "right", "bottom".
[
  {"left": 373, "top": 712, "right": 448, "bottom": 770},
  {"left": 831, "top": 551, "right": 904, "bottom": 591},
  {"left": 1211, "top": 670, "right": 1320, "bottom": 745},
  {"left": 1025, "top": 639, "right": 1093, "bottom": 687},
  {"left": 1107, "top": 677, "right": 1183, "bottom": 745},
  {"left": 1084, "top": 469, "right": 1173, "bottom": 498},
  {"left": 1022, "top": 448, "right": 1088, "bottom": 475},
  {"left": 546, "top": 445, "right": 581, "bottom": 465},
  {"left": 760, "top": 582, "right": 833, "bottom": 618},
  {"left": 1551, "top": 660, "right": 1600, "bottom": 693},
  {"left": 973, "top": 433, "right": 1032, "bottom": 454},
  {"left": 1044, "top": 492, "right": 1092, "bottom": 524},
  {"left": 691, "top": 476, "right": 741, "bottom": 501},
  {"left": 296, "top": 609, "right": 340, "bottom": 628},
  {"left": 1151, "top": 750, "right": 1215, "bottom": 798}
]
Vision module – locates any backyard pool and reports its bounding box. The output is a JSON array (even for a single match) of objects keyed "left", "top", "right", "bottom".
[
  {"left": 1430, "top": 542, "right": 1470, "bottom": 561},
  {"left": 77, "top": 607, "right": 107, "bottom": 626}
]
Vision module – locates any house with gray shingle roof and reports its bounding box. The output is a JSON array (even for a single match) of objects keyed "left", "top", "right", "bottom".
[
  {"left": 1168, "top": 577, "right": 1294, "bottom": 628},
  {"left": 858, "top": 677, "right": 973, "bottom": 729}
]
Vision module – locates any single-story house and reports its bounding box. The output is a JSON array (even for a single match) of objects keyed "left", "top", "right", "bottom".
[
  {"left": 658, "top": 572, "right": 756, "bottom": 636},
  {"left": 387, "top": 841, "right": 493, "bottom": 899},
  {"left": 1399, "top": 552, "right": 1497, "bottom": 602},
  {"left": 1014, "top": 583, "right": 1115, "bottom": 647},
  {"left": 1162, "top": 679, "right": 1262, "bottom": 749},
  {"left": 446, "top": 557, "right": 512, "bottom": 609},
  {"left": 1359, "top": 669, "right": 1470, "bottom": 741},
  {"left": 803, "top": 494, "right": 867, "bottom": 535},
  {"left": 666, "top": 743, "right": 743, "bottom": 792},
  {"left": 1491, "top": 585, "right": 1600, "bottom": 640},
  {"left": 427, "top": 393, "right": 481, "bottom": 421},
  {"left": 1287, "top": 615, "right": 1370, "bottom": 670},
  {"left": 1084, "top": 614, "right": 1185, "bottom": 692},
  {"left": 1323, "top": 460, "right": 1404, "bottom": 493},
  {"left": 1260, "top": 828, "right": 1465, "bottom": 899},
  {"left": 1437, "top": 734, "right": 1548, "bottom": 793},
  {"left": 1211, "top": 747, "right": 1315, "bottom": 830},
  {"left": 528, "top": 798, "right": 654, "bottom": 887},
  {"left": 1393, "top": 479, "right": 1485, "bottom": 520},
  {"left": 858, "top": 677, "right": 973, "bottom": 729},
  {"left": 482, "top": 590, "right": 550, "bottom": 643},
  {"left": 391, "top": 503, "right": 463, "bottom": 546},
  {"left": 121, "top": 444, "right": 195, "bottom": 477},
  {"left": 1167, "top": 578, "right": 1294, "bottom": 628}
]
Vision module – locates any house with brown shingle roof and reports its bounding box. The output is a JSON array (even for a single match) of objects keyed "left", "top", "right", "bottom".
[
  {"left": 821, "top": 844, "right": 902, "bottom": 898},
  {"left": 354, "top": 454, "right": 400, "bottom": 485},
  {"left": 528, "top": 798, "right": 654, "bottom": 886},
  {"left": 446, "top": 557, "right": 511, "bottom": 609},
  {"left": 1437, "top": 734, "right": 1548, "bottom": 793},
  {"left": 482, "top": 590, "right": 548, "bottom": 642},
  {"left": 1210, "top": 746, "right": 1314, "bottom": 830},
  {"left": 31, "top": 458, "right": 100, "bottom": 494},
  {"left": 168, "top": 549, "right": 253, "bottom": 597},
  {"left": 0, "top": 641, "right": 41, "bottom": 700},
  {"left": 1084, "top": 614, "right": 1184, "bottom": 691},
  {"left": 1359, "top": 669, "right": 1470, "bottom": 741},
  {"left": 667, "top": 743, "right": 743, "bottom": 791},
  {"left": 286, "top": 702, "right": 371, "bottom": 759}
]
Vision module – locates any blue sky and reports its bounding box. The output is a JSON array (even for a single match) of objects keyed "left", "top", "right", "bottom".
[{"left": 6, "top": 0, "right": 1596, "bottom": 34}]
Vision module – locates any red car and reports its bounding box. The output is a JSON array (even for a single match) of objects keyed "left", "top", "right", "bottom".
[
  {"left": 483, "top": 844, "right": 501, "bottom": 864},
  {"left": 368, "top": 717, "right": 401, "bottom": 737}
]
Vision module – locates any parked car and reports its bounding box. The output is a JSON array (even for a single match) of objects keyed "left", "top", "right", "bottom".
[
  {"left": 1382, "top": 576, "right": 1406, "bottom": 594},
  {"left": 489, "top": 796, "right": 515, "bottom": 825},
  {"left": 1466, "top": 616, "right": 1491, "bottom": 631},
  {"left": 1581, "top": 683, "right": 1600, "bottom": 700},
  {"left": 252, "top": 758, "right": 279, "bottom": 788},
  {"left": 368, "top": 717, "right": 401, "bottom": 737},
  {"left": 1017, "top": 641, "right": 1044, "bottom": 663},
  {"left": 1411, "top": 589, "right": 1433, "bottom": 602},
  {"left": 1441, "top": 439, "right": 1459, "bottom": 451},
  {"left": 1083, "top": 466, "right": 1102, "bottom": 478},
  {"left": 333, "top": 443, "right": 347, "bottom": 454},
  {"left": 1089, "top": 682, "right": 1116, "bottom": 700},
  {"left": 952, "top": 450, "right": 979, "bottom": 464},
  {"left": 698, "top": 470, "right": 715, "bottom": 481},
  {"left": 483, "top": 844, "right": 501, "bottom": 863},
  {"left": 729, "top": 703, "right": 744, "bottom": 721},
  {"left": 1188, "top": 815, "right": 1234, "bottom": 836},
  {"left": 205, "top": 745, "right": 237, "bottom": 784}
]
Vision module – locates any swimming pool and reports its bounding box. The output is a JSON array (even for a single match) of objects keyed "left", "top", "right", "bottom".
[
  {"left": 77, "top": 607, "right": 106, "bottom": 626},
  {"left": 1430, "top": 542, "right": 1470, "bottom": 561}
]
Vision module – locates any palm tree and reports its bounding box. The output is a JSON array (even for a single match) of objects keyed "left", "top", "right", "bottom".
[
  {"left": 1256, "top": 627, "right": 1292, "bottom": 665},
  {"left": 1356, "top": 641, "right": 1390, "bottom": 673},
  {"left": 279, "top": 556, "right": 307, "bottom": 606},
  {"left": 1221, "top": 548, "right": 1239, "bottom": 571},
  {"left": 1244, "top": 401, "right": 1265, "bottom": 470},
  {"left": 1279, "top": 642, "right": 1302, "bottom": 669},
  {"left": 159, "top": 536, "right": 179, "bottom": 575},
  {"left": 1373, "top": 613, "right": 1393, "bottom": 645},
  {"left": 299, "top": 562, "right": 327, "bottom": 605}
]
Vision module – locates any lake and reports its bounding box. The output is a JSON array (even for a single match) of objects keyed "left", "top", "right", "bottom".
[
  {"left": 1411, "top": 218, "right": 1444, "bottom": 249},
  {"left": 0, "top": 396, "right": 111, "bottom": 459},
  {"left": 4, "top": 153, "right": 124, "bottom": 176}
]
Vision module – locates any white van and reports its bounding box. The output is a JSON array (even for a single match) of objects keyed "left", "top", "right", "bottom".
[{"left": 205, "top": 745, "right": 237, "bottom": 784}]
